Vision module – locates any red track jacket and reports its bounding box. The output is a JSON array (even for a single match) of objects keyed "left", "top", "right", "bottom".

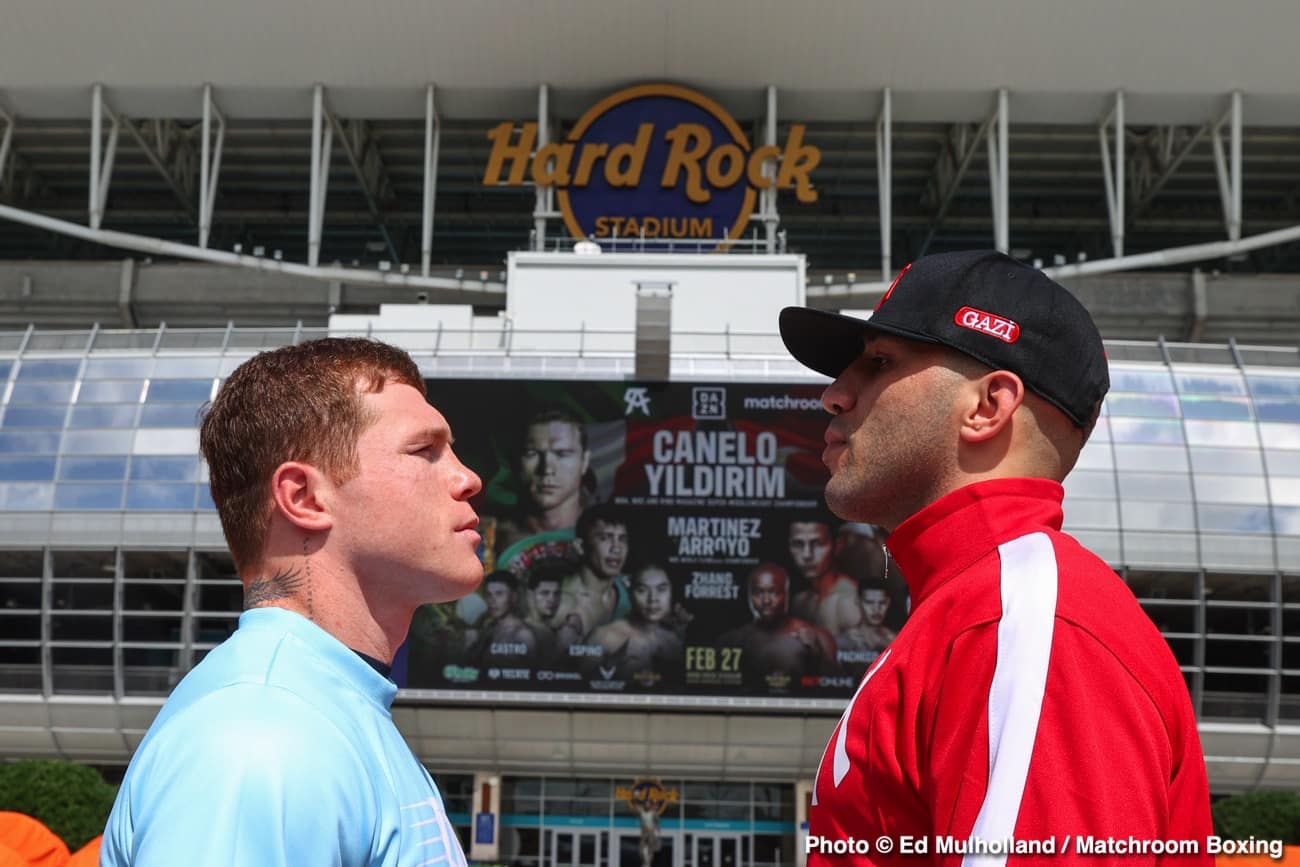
[{"left": 808, "top": 478, "right": 1213, "bottom": 865}]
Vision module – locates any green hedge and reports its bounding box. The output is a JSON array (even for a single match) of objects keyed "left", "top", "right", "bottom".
[
  {"left": 1213, "top": 791, "right": 1300, "bottom": 845},
  {"left": 0, "top": 760, "right": 118, "bottom": 851}
]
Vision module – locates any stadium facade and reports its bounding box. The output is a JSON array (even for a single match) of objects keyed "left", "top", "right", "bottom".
[{"left": 2, "top": 3, "right": 1300, "bottom": 865}]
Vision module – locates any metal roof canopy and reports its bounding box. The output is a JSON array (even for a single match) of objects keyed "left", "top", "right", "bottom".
[{"left": 3, "top": 0, "right": 1300, "bottom": 276}]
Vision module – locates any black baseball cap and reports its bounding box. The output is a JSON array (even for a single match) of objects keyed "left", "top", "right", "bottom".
[{"left": 779, "top": 250, "right": 1109, "bottom": 428}]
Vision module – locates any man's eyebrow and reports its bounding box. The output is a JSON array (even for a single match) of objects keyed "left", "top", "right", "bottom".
[{"left": 410, "top": 426, "right": 453, "bottom": 445}]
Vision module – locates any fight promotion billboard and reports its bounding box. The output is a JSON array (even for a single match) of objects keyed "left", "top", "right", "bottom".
[{"left": 402, "top": 379, "right": 908, "bottom": 699}]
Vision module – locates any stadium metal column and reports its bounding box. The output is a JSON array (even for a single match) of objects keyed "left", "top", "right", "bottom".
[
  {"left": 1211, "top": 90, "right": 1244, "bottom": 243},
  {"left": 422, "top": 84, "right": 441, "bottom": 277},
  {"left": 986, "top": 88, "right": 1009, "bottom": 254},
  {"left": 199, "top": 84, "right": 227, "bottom": 251},
  {"left": 1099, "top": 90, "right": 1125, "bottom": 258},
  {"left": 533, "top": 84, "right": 553, "bottom": 251},
  {"left": 763, "top": 86, "right": 780, "bottom": 254},
  {"left": 876, "top": 88, "right": 892, "bottom": 280},
  {"left": 308, "top": 83, "right": 334, "bottom": 267},
  {"left": 89, "top": 84, "right": 120, "bottom": 231}
]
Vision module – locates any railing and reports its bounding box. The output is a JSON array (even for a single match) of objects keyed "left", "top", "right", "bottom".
[{"left": 2, "top": 325, "right": 1298, "bottom": 368}]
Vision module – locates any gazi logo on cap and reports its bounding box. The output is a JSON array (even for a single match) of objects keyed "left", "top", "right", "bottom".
[
  {"left": 955, "top": 306, "right": 1021, "bottom": 343},
  {"left": 482, "top": 83, "right": 820, "bottom": 250}
]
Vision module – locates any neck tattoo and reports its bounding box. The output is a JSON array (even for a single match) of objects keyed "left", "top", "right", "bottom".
[
  {"left": 243, "top": 566, "right": 304, "bottom": 609},
  {"left": 303, "top": 536, "right": 315, "bottom": 621}
]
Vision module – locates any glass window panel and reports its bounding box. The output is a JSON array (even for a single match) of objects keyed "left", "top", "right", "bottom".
[
  {"left": 1256, "top": 400, "right": 1300, "bottom": 424},
  {"left": 125, "top": 483, "right": 197, "bottom": 510},
  {"left": 77, "top": 380, "right": 144, "bottom": 403},
  {"left": 0, "top": 457, "right": 56, "bottom": 482},
  {"left": 1174, "top": 370, "right": 1246, "bottom": 395},
  {"left": 196, "top": 486, "right": 216, "bottom": 510},
  {"left": 1, "top": 406, "right": 67, "bottom": 428},
  {"left": 196, "top": 582, "right": 242, "bottom": 611},
  {"left": 1260, "top": 424, "right": 1300, "bottom": 450},
  {"left": 1112, "top": 444, "right": 1189, "bottom": 472},
  {"left": 0, "top": 552, "right": 42, "bottom": 579},
  {"left": 51, "top": 615, "right": 113, "bottom": 641},
  {"left": 193, "top": 616, "right": 238, "bottom": 643},
  {"left": 1192, "top": 475, "right": 1268, "bottom": 504},
  {"left": 1072, "top": 443, "right": 1113, "bottom": 471},
  {"left": 1179, "top": 395, "right": 1253, "bottom": 421},
  {"left": 68, "top": 404, "right": 138, "bottom": 429},
  {"left": 1205, "top": 572, "right": 1272, "bottom": 603},
  {"left": 145, "top": 380, "right": 213, "bottom": 403},
  {"left": 1121, "top": 500, "right": 1196, "bottom": 531},
  {"left": 1203, "top": 673, "right": 1268, "bottom": 722},
  {"left": 17, "top": 359, "right": 80, "bottom": 380},
  {"left": 123, "top": 646, "right": 181, "bottom": 669},
  {"left": 1285, "top": 677, "right": 1300, "bottom": 723},
  {"left": 196, "top": 550, "right": 237, "bottom": 581},
  {"left": 1086, "top": 415, "right": 1111, "bottom": 441},
  {"left": 59, "top": 457, "right": 128, "bottom": 482},
  {"left": 132, "top": 428, "right": 200, "bottom": 455},
  {"left": 54, "top": 483, "right": 124, "bottom": 510},
  {"left": 1204, "top": 637, "right": 1272, "bottom": 669},
  {"left": 1125, "top": 569, "right": 1197, "bottom": 600},
  {"left": 138, "top": 404, "right": 204, "bottom": 428},
  {"left": 1163, "top": 638, "right": 1196, "bottom": 668},
  {"left": 1276, "top": 507, "right": 1300, "bottom": 536},
  {"left": 1197, "top": 504, "right": 1274, "bottom": 534},
  {"left": 0, "top": 431, "right": 60, "bottom": 454},
  {"left": 1266, "top": 451, "right": 1300, "bottom": 475},
  {"left": 0, "top": 483, "right": 54, "bottom": 510},
  {"left": 1283, "top": 642, "right": 1300, "bottom": 671},
  {"left": 1109, "top": 367, "right": 1174, "bottom": 394},
  {"left": 150, "top": 357, "right": 220, "bottom": 378},
  {"left": 84, "top": 357, "right": 152, "bottom": 378},
  {"left": 51, "top": 646, "right": 114, "bottom": 694},
  {"left": 123, "top": 615, "right": 183, "bottom": 643},
  {"left": 1270, "top": 477, "right": 1300, "bottom": 507},
  {"left": 130, "top": 456, "right": 200, "bottom": 482},
  {"left": 62, "top": 429, "right": 134, "bottom": 454},
  {"left": 1117, "top": 471, "right": 1192, "bottom": 500},
  {"left": 1189, "top": 447, "right": 1263, "bottom": 475},
  {"left": 123, "top": 583, "right": 185, "bottom": 611},
  {"left": 0, "top": 613, "right": 41, "bottom": 641},
  {"left": 1140, "top": 603, "right": 1196, "bottom": 633},
  {"left": 0, "top": 581, "right": 41, "bottom": 608},
  {"left": 123, "top": 550, "right": 188, "bottom": 581},
  {"left": 1104, "top": 393, "right": 1179, "bottom": 418},
  {"left": 0, "top": 361, "right": 11, "bottom": 382},
  {"left": 1183, "top": 420, "right": 1256, "bottom": 448},
  {"left": 1061, "top": 469, "right": 1116, "bottom": 499},
  {"left": 51, "top": 580, "right": 114, "bottom": 609},
  {"left": 1248, "top": 374, "right": 1300, "bottom": 398},
  {"left": 1108, "top": 417, "right": 1185, "bottom": 445},
  {"left": 9, "top": 381, "right": 76, "bottom": 403},
  {"left": 219, "top": 355, "right": 256, "bottom": 376}
]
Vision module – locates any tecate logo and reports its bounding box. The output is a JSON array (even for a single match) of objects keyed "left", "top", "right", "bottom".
[{"left": 955, "top": 306, "right": 1021, "bottom": 343}]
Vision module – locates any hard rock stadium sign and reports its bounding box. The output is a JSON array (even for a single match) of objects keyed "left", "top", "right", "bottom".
[{"left": 482, "top": 83, "right": 820, "bottom": 249}]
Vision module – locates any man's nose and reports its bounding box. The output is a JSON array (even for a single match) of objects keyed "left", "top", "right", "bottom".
[{"left": 821, "top": 373, "right": 855, "bottom": 415}]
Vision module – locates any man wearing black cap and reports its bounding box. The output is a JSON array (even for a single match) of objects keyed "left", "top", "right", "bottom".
[{"left": 781, "top": 251, "right": 1212, "bottom": 864}]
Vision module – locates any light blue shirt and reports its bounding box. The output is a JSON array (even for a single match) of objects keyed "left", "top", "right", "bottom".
[{"left": 102, "top": 607, "right": 468, "bottom": 867}]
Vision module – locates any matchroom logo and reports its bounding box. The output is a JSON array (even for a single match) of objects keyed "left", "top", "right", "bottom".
[{"left": 482, "top": 83, "right": 821, "bottom": 250}]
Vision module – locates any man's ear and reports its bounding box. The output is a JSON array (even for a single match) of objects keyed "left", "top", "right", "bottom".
[
  {"left": 581, "top": 449, "right": 591, "bottom": 475},
  {"left": 958, "top": 370, "right": 1026, "bottom": 444},
  {"left": 269, "top": 461, "right": 335, "bottom": 532}
]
